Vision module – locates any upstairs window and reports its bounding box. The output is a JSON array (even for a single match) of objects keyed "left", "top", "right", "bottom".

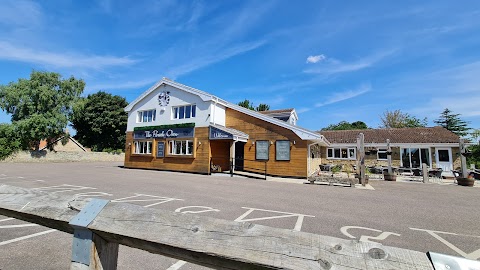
[
  {"left": 137, "top": 109, "right": 156, "bottom": 123},
  {"left": 173, "top": 105, "right": 196, "bottom": 119}
]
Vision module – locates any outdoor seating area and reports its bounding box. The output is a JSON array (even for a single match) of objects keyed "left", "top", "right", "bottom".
[{"left": 317, "top": 163, "right": 445, "bottom": 181}]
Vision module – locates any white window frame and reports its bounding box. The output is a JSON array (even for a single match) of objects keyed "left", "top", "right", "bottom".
[
  {"left": 327, "top": 147, "right": 356, "bottom": 160},
  {"left": 172, "top": 104, "right": 196, "bottom": 120},
  {"left": 137, "top": 109, "right": 156, "bottom": 123},
  {"left": 168, "top": 139, "right": 194, "bottom": 155},
  {"left": 134, "top": 141, "right": 152, "bottom": 154},
  {"left": 377, "top": 149, "right": 388, "bottom": 160}
]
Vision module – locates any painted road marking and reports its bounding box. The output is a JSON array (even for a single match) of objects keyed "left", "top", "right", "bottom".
[
  {"left": 340, "top": 226, "right": 401, "bottom": 244},
  {"left": 32, "top": 184, "right": 96, "bottom": 193},
  {"left": 0, "top": 218, "right": 15, "bottom": 223},
  {"left": 167, "top": 260, "right": 187, "bottom": 270},
  {"left": 411, "top": 227, "right": 480, "bottom": 260},
  {"left": 175, "top": 206, "right": 220, "bottom": 214},
  {"left": 74, "top": 192, "right": 113, "bottom": 198},
  {"left": 0, "top": 224, "right": 39, "bottom": 229},
  {"left": 112, "top": 194, "right": 183, "bottom": 208},
  {"left": 235, "top": 207, "right": 314, "bottom": 232},
  {"left": 0, "top": 229, "right": 57, "bottom": 246}
]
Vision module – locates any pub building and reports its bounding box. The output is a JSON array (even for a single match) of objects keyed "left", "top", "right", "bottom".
[{"left": 124, "top": 78, "right": 329, "bottom": 178}]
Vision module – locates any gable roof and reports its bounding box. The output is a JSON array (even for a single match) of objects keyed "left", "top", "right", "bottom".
[
  {"left": 319, "top": 127, "right": 459, "bottom": 145},
  {"left": 124, "top": 78, "right": 328, "bottom": 144}
]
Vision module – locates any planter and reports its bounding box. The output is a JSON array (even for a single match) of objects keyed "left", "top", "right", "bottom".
[
  {"left": 383, "top": 173, "right": 397, "bottom": 181},
  {"left": 457, "top": 178, "right": 475, "bottom": 187}
]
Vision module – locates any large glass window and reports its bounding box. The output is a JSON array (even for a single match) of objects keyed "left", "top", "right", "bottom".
[
  {"left": 173, "top": 105, "right": 196, "bottom": 120},
  {"left": 137, "top": 109, "right": 156, "bottom": 123},
  {"left": 327, "top": 148, "right": 356, "bottom": 160},
  {"left": 168, "top": 140, "right": 194, "bottom": 155},
  {"left": 134, "top": 141, "right": 152, "bottom": 154},
  {"left": 400, "top": 148, "right": 431, "bottom": 168}
]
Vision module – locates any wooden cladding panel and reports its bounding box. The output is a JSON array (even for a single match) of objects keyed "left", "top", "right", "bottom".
[
  {"left": 226, "top": 109, "right": 308, "bottom": 178},
  {"left": 125, "top": 127, "right": 211, "bottom": 174}
]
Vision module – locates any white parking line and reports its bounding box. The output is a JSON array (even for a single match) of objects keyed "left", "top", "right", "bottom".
[
  {"left": 0, "top": 218, "right": 15, "bottom": 222},
  {"left": 0, "top": 224, "right": 39, "bottom": 229},
  {"left": 166, "top": 260, "right": 187, "bottom": 270},
  {"left": 0, "top": 229, "right": 57, "bottom": 246}
]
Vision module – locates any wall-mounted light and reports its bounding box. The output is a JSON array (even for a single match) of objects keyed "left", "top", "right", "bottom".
[
  {"left": 252, "top": 140, "right": 255, "bottom": 145},
  {"left": 293, "top": 140, "right": 296, "bottom": 145},
  {"left": 270, "top": 141, "right": 273, "bottom": 145},
  {"left": 128, "top": 143, "right": 131, "bottom": 146},
  {"left": 198, "top": 141, "right": 202, "bottom": 145}
]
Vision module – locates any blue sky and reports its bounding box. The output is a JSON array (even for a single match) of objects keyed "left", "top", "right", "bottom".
[{"left": 1, "top": 0, "right": 479, "bottom": 131}]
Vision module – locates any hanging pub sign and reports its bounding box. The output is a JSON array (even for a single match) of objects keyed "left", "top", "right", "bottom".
[
  {"left": 133, "top": 127, "right": 194, "bottom": 139},
  {"left": 156, "top": 142, "right": 165, "bottom": 158},
  {"left": 209, "top": 126, "right": 233, "bottom": 140},
  {"left": 275, "top": 140, "right": 290, "bottom": 161}
]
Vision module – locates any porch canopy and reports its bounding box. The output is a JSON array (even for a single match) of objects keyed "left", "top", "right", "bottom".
[{"left": 209, "top": 124, "right": 249, "bottom": 142}]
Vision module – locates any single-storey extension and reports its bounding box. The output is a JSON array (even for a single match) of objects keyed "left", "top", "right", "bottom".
[{"left": 318, "top": 127, "right": 461, "bottom": 172}]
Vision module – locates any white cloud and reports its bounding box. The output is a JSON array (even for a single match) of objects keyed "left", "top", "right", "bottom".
[
  {"left": 165, "top": 40, "right": 267, "bottom": 79},
  {"left": 315, "top": 83, "right": 371, "bottom": 107},
  {"left": 304, "top": 49, "right": 396, "bottom": 75},
  {"left": 306, "top": 54, "right": 326, "bottom": 64},
  {"left": 0, "top": 41, "right": 138, "bottom": 69},
  {"left": 87, "top": 78, "right": 157, "bottom": 92},
  {"left": 0, "top": 0, "right": 43, "bottom": 28}
]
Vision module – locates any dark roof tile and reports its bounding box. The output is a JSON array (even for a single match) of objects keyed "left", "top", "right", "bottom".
[{"left": 319, "top": 127, "right": 459, "bottom": 144}]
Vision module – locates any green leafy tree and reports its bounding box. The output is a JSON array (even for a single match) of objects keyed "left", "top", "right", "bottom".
[
  {"left": 255, "top": 103, "right": 270, "bottom": 111},
  {"left": 71, "top": 91, "right": 128, "bottom": 151},
  {"left": 379, "top": 109, "right": 427, "bottom": 128},
  {"left": 0, "top": 71, "right": 85, "bottom": 150},
  {"left": 434, "top": 108, "right": 469, "bottom": 137},
  {"left": 0, "top": 124, "right": 21, "bottom": 160},
  {"left": 237, "top": 99, "right": 255, "bottom": 110},
  {"left": 321, "top": 121, "right": 368, "bottom": 131}
]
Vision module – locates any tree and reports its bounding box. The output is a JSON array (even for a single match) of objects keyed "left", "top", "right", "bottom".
[
  {"left": 237, "top": 99, "right": 255, "bottom": 110},
  {"left": 71, "top": 91, "right": 128, "bottom": 151},
  {"left": 321, "top": 121, "right": 369, "bottom": 131},
  {"left": 0, "top": 71, "right": 85, "bottom": 150},
  {"left": 379, "top": 109, "right": 427, "bottom": 128},
  {"left": 256, "top": 103, "right": 270, "bottom": 111},
  {"left": 0, "top": 124, "right": 20, "bottom": 160},
  {"left": 434, "top": 108, "right": 469, "bottom": 137}
]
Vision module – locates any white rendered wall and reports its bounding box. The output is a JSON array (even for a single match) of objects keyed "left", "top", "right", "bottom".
[
  {"left": 127, "top": 84, "right": 215, "bottom": 131},
  {"left": 211, "top": 103, "right": 226, "bottom": 126}
]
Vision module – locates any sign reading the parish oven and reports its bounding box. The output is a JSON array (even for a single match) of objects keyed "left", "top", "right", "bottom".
[
  {"left": 134, "top": 127, "right": 194, "bottom": 139},
  {"left": 209, "top": 126, "right": 233, "bottom": 140},
  {"left": 275, "top": 140, "right": 290, "bottom": 161}
]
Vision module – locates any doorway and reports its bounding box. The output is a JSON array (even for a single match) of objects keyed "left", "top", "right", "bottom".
[
  {"left": 435, "top": 148, "right": 453, "bottom": 171},
  {"left": 234, "top": 142, "right": 245, "bottom": 171}
]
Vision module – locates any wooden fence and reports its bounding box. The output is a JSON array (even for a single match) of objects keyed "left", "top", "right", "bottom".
[{"left": 0, "top": 184, "right": 435, "bottom": 270}]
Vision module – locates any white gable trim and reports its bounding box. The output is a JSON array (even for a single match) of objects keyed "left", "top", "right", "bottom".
[{"left": 125, "top": 78, "right": 328, "bottom": 144}]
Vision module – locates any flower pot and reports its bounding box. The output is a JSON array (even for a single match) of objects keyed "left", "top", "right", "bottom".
[
  {"left": 457, "top": 178, "right": 474, "bottom": 187},
  {"left": 383, "top": 173, "right": 397, "bottom": 181}
]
